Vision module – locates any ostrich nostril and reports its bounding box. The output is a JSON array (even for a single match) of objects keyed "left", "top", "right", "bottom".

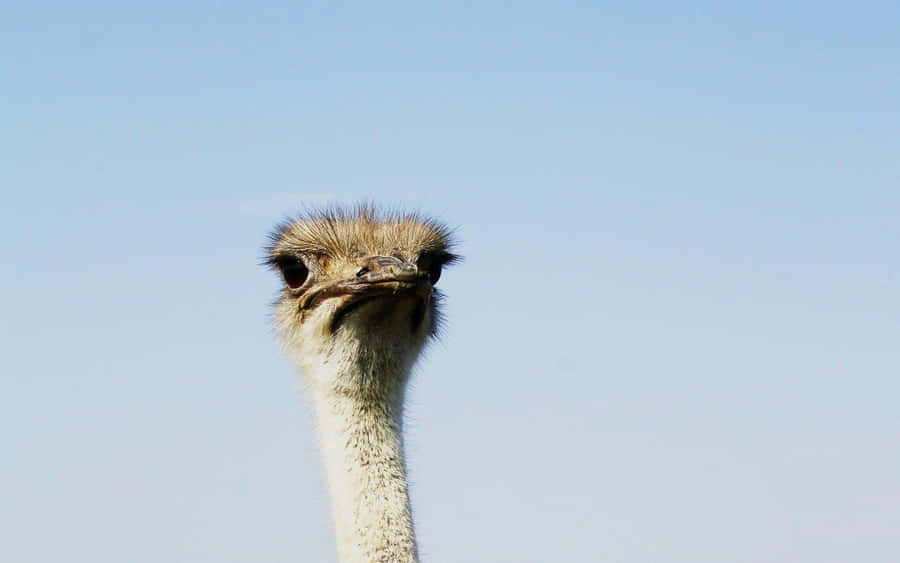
[{"left": 356, "top": 267, "right": 370, "bottom": 278}]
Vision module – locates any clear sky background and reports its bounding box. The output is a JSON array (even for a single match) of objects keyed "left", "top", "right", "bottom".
[{"left": 3, "top": 3, "right": 899, "bottom": 562}]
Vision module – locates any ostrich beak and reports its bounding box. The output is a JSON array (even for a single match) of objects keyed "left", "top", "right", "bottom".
[
  {"left": 298, "top": 256, "right": 432, "bottom": 314},
  {"left": 354, "top": 255, "right": 421, "bottom": 283}
]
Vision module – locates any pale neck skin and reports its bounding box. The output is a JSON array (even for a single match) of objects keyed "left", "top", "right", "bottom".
[{"left": 286, "top": 302, "right": 425, "bottom": 563}]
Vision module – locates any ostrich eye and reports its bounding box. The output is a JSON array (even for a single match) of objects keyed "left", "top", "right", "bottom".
[
  {"left": 421, "top": 252, "right": 454, "bottom": 285},
  {"left": 280, "top": 259, "right": 309, "bottom": 289},
  {"left": 426, "top": 262, "right": 442, "bottom": 285}
]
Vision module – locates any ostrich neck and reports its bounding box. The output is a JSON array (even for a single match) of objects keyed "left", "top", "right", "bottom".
[{"left": 307, "top": 358, "right": 419, "bottom": 563}]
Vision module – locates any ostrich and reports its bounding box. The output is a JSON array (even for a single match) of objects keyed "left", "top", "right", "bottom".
[{"left": 266, "top": 204, "right": 460, "bottom": 563}]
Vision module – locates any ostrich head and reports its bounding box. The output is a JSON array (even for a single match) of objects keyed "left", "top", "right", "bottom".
[{"left": 266, "top": 204, "right": 459, "bottom": 395}]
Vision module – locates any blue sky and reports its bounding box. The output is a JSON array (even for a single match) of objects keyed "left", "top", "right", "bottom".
[{"left": 3, "top": 3, "right": 899, "bottom": 562}]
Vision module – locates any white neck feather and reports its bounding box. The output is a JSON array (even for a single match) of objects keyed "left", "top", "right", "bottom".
[
  {"left": 310, "top": 384, "right": 417, "bottom": 563},
  {"left": 298, "top": 333, "right": 422, "bottom": 563}
]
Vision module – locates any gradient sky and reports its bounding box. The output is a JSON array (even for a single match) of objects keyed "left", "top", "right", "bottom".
[{"left": 3, "top": 3, "right": 899, "bottom": 562}]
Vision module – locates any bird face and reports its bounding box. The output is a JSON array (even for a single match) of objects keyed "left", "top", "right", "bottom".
[{"left": 266, "top": 206, "right": 459, "bottom": 381}]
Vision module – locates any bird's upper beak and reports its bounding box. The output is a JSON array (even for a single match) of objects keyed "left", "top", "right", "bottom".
[{"left": 354, "top": 255, "right": 421, "bottom": 283}]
